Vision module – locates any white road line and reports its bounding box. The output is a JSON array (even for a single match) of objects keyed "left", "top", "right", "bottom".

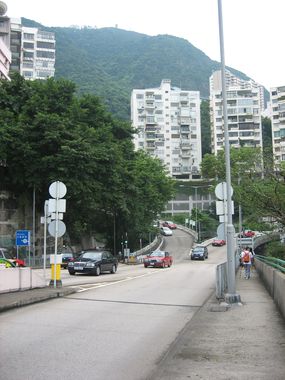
[{"left": 74, "top": 270, "right": 162, "bottom": 293}]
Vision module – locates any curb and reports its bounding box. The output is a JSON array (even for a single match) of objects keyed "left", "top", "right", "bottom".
[{"left": 0, "top": 287, "right": 78, "bottom": 313}]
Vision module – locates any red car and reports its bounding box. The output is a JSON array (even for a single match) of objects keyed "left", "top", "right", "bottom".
[
  {"left": 144, "top": 250, "right": 173, "bottom": 268},
  {"left": 212, "top": 239, "right": 226, "bottom": 247},
  {"left": 162, "top": 221, "right": 177, "bottom": 229},
  {"left": 244, "top": 230, "right": 255, "bottom": 237}
]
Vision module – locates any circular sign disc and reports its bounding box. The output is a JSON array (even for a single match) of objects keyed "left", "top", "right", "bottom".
[
  {"left": 49, "top": 181, "right": 67, "bottom": 199},
  {"left": 48, "top": 220, "right": 66, "bottom": 237}
]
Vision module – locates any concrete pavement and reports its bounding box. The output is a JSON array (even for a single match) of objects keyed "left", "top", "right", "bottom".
[
  {"left": 150, "top": 266, "right": 285, "bottom": 380},
  {"left": 1, "top": 266, "right": 285, "bottom": 379}
]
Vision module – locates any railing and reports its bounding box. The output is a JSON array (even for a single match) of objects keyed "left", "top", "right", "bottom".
[{"left": 255, "top": 255, "right": 285, "bottom": 273}]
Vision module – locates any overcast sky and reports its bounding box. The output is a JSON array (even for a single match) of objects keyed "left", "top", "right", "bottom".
[{"left": 6, "top": 0, "right": 284, "bottom": 91}]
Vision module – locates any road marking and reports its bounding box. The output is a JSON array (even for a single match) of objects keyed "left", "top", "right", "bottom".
[
  {"left": 67, "top": 296, "right": 201, "bottom": 308},
  {"left": 69, "top": 271, "right": 163, "bottom": 293}
]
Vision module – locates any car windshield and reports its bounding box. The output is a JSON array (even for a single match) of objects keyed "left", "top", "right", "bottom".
[
  {"left": 80, "top": 251, "right": 103, "bottom": 260},
  {"left": 193, "top": 247, "right": 204, "bottom": 252},
  {"left": 62, "top": 253, "right": 73, "bottom": 258},
  {"left": 149, "top": 251, "right": 165, "bottom": 257}
]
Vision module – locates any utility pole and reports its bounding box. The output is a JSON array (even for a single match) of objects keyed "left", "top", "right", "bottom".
[{"left": 217, "top": 0, "right": 240, "bottom": 303}]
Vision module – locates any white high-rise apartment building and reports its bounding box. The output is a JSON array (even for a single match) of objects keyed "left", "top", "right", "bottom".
[
  {"left": 10, "top": 19, "right": 55, "bottom": 80},
  {"left": 270, "top": 86, "right": 285, "bottom": 166},
  {"left": 131, "top": 79, "right": 202, "bottom": 179},
  {"left": 210, "top": 70, "right": 264, "bottom": 155},
  {"left": 0, "top": 1, "right": 11, "bottom": 80}
]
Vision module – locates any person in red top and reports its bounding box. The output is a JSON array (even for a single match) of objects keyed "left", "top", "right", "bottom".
[{"left": 241, "top": 247, "right": 253, "bottom": 279}]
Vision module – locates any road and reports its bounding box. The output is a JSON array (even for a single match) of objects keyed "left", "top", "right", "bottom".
[{"left": 0, "top": 229, "right": 227, "bottom": 380}]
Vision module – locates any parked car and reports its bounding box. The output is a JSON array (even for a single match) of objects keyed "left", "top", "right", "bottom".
[
  {"left": 68, "top": 250, "right": 118, "bottom": 276},
  {"left": 61, "top": 252, "right": 74, "bottom": 269},
  {"left": 0, "top": 247, "right": 26, "bottom": 267},
  {"left": 238, "top": 230, "right": 255, "bottom": 238},
  {"left": 0, "top": 258, "right": 16, "bottom": 268},
  {"left": 160, "top": 226, "right": 173, "bottom": 236},
  {"left": 244, "top": 230, "right": 255, "bottom": 237},
  {"left": 212, "top": 239, "right": 226, "bottom": 247},
  {"left": 162, "top": 221, "right": 177, "bottom": 229},
  {"left": 144, "top": 250, "right": 173, "bottom": 268},
  {"left": 190, "top": 246, "right": 208, "bottom": 260}
]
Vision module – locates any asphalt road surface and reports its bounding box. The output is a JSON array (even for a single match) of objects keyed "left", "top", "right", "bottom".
[{"left": 1, "top": 230, "right": 227, "bottom": 380}]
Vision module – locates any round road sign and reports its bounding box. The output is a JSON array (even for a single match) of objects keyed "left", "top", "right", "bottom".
[
  {"left": 48, "top": 220, "right": 66, "bottom": 237},
  {"left": 49, "top": 181, "right": 67, "bottom": 199},
  {"left": 215, "top": 182, "right": 233, "bottom": 200}
]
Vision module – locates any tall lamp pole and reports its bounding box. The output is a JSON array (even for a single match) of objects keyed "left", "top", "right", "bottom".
[{"left": 218, "top": 0, "right": 240, "bottom": 303}]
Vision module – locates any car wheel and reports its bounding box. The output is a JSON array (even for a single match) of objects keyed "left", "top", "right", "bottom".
[
  {"left": 111, "top": 264, "right": 117, "bottom": 274},
  {"left": 202, "top": 256, "right": 205, "bottom": 261},
  {"left": 95, "top": 266, "right": 101, "bottom": 276},
  {"left": 68, "top": 271, "right": 75, "bottom": 276}
]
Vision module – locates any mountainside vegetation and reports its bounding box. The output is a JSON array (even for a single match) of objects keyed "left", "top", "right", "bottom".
[{"left": 22, "top": 18, "right": 252, "bottom": 120}]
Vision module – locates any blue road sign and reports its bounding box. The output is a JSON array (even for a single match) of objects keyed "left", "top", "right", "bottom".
[{"left": 16, "top": 230, "right": 30, "bottom": 246}]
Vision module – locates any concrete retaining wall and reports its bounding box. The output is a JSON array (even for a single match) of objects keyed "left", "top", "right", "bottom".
[
  {"left": 255, "top": 259, "right": 285, "bottom": 320},
  {"left": 0, "top": 267, "right": 46, "bottom": 293}
]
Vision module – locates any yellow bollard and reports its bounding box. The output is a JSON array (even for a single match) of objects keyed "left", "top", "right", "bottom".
[{"left": 49, "top": 255, "right": 62, "bottom": 287}]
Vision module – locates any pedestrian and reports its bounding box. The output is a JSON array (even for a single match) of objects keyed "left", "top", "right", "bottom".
[
  {"left": 249, "top": 247, "right": 255, "bottom": 268},
  {"left": 241, "top": 246, "right": 253, "bottom": 279}
]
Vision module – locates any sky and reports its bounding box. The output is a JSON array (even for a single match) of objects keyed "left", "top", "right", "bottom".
[{"left": 5, "top": 0, "right": 285, "bottom": 91}]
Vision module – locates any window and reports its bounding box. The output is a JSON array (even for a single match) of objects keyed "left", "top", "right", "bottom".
[
  {"left": 23, "top": 71, "right": 33, "bottom": 77},
  {"left": 23, "top": 51, "right": 34, "bottom": 58},
  {"left": 37, "top": 41, "right": 55, "bottom": 49},
  {"left": 36, "top": 50, "right": 55, "bottom": 59},
  {"left": 23, "top": 33, "right": 34, "bottom": 40},
  {"left": 23, "top": 42, "right": 34, "bottom": 49}
]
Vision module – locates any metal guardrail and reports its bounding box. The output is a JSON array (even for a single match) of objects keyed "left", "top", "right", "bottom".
[{"left": 255, "top": 255, "right": 285, "bottom": 273}]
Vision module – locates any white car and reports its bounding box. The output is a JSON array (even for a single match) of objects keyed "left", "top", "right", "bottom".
[{"left": 160, "top": 227, "right": 173, "bottom": 236}]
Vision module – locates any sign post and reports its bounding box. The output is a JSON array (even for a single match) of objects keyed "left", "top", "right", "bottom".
[{"left": 48, "top": 181, "right": 67, "bottom": 288}]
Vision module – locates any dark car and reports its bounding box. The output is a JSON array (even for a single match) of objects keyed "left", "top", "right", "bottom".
[
  {"left": 61, "top": 253, "right": 74, "bottom": 269},
  {"left": 68, "top": 250, "right": 118, "bottom": 276},
  {"left": 190, "top": 246, "right": 208, "bottom": 260}
]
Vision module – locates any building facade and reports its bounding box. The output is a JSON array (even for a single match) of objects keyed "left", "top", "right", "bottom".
[
  {"left": 270, "top": 86, "right": 285, "bottom": 166},
  {"left": 210, "top": 70, "right": 264, "bottom": 155},
  {"left": 131, "top": 79, "right": 202, "bottom": 179},
  {"left": 10, "top": 19, "right": 55, "bottom": 80},
  {"left": 0, "top": 1, "right": 11, "bottom": 80}
]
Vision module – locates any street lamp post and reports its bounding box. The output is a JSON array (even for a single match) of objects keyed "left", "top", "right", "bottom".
[{"left": 217, "top": 0, "right": 240, "bottom": 303}]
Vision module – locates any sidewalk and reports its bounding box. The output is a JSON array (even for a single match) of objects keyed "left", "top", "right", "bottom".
[{"left": 150, "top": 266, "right": 285, "bottom": 380}]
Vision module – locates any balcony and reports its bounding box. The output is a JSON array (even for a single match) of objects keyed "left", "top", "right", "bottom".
[
  {"left": 145, "top": 134, "right": 156, "bottom": 141},
  {"left": 145, "top": 125, "right": 156, "bottom": 132},
  {"left": 180, "top": 117, "right": 191, "bottom": 125}
]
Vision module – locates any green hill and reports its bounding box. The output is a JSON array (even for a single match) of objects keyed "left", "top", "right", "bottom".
[{"left": 22, "top": 18, "right": 253, "bottom": 120}]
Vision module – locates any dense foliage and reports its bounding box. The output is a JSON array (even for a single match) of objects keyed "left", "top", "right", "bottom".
[
  {"left": 200, "top": 147, "right": 285, "bottom": 235},
  {"left": 0, "top": 74, "right": 175, "bottom": 252},
  {"left": 21, "top": 18, "right": 252, "bottom": 120}
]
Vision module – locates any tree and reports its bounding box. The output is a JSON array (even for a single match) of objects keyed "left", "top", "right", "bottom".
[
  {"left": 0, "top": 74, "right": 174, "bottom": 251},
  {"left": 200, "top": 146, "right": 285, "bottom": 234}
]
